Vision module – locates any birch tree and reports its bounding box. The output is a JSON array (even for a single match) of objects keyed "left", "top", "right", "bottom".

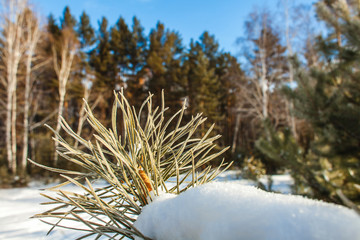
[
  {"left": 0, "top": 0, "right": 28, "bottom": 173},
  {"left": 73, "top": 75, "right": 102, "bottom": 149},
  {"left": 233, "top": 9, "right": 288, "bottom": 151},
  {"left": 280, "top": 0, "right": 317, "bottom": 139},
  {"left": 21, "top": 8, "right": 41, "bottom": 173},
  {"left": 241, "top": 9, "right": 287, "bottom": 123},
  {"left": 282, "top": 0, "right": 297, "bottom": 139},
  {"left": 51, "top": 27, "right": 79, "bottom": 165}
]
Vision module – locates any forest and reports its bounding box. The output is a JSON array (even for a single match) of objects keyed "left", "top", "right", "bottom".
[{"left": 0, "top": 0, "right": 359, "bottom": 209}]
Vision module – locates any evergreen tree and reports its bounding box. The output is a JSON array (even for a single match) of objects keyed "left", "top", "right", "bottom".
[
  {"left": 258, "top": 0, "right": 360, "bottom": 206},
  {"left": 125, "top": 17, "right": 148, "bottom": 107},
  {"left": 185, "top": 32, "right": 244, "bottom": 144},
  {"left": 128, "top": 17, "right": 147, "bottom": 74},
  {"left": 60, "top": 6, "right": 77, "bottom": 30},
  {"left": 186, "top": 41, "right": 223, "bottom": 137},
  {"left": 77, "top": 11, "right": 95, "bottom": 82},
  {"left": 114, "top": 16, "right": 148, "bottom": 111},
  {"left": 217, "top": 52, "right": 244, "bottom": 148},
  {"left": 75, "top": 11, "right": 95, "bottom": 131},
  {"left": 110, "top": 17, "right": 131, "bottom": 74},
  {"left": 90, "top": 17, "right": 115, "bottom": 122},
  {"left": 197, "top": 31, "right": 219, "bottom": 69},
  {"left": 47, "top": 14, "right": 61, "bottom": 38},
  {"left": 78, "top": 11, "right": 95, "bottom": 48},
  {"left": 41, "top": 13, "right": 61, "bottom": 113},
  {"left": 147, "top": 22, "right": 185, "bottom": 110}
]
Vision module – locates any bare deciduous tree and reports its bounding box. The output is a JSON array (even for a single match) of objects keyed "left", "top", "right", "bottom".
[
  {"left": 51, "top": 27, "right": 79, "bottom": 165},
  {"left": 21, "top": 8, "right": 41, "bottom": 173},
  {"left": 233, "top": 9, "right": 288, "bottom": 151},
  {"left": 246, "top": 11, "right": 287, "bottom": 118},
  {"left": 0, "top": 0, "right": 28, "bottom": 173},
  {"left": 74, "top": 75, "right": 101, "bottom": 149},
  {"left": 281, "top": 0, "right": 298, "bottom": 139},
  {"left": 242, "top": 10, "right": 287, "bottom": 122}
]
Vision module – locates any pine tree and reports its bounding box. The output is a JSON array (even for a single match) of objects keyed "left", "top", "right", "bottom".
[
  {"left": 60, "top": 6, "right": 76, "bottom": 30},
  {"left": 258, "top": 0, "right": 360, "bottom": 206},
  {"left": 125, "top": 17, "right": 148, "bottom": 108},
  {"left": 186, "top": 41, "right": 223, "bottom": 137},
  {"left": 47, "top": 14, "right": 61, "bottom": 38},
  {"left": 78, "top": 11, "right": 95, "bottom": 48},
  {"left": 74, "top": 11, "right": 95, "bottom": 143},
  {"left": 76, "top": 11, "right": 95, "bottom": 86},
  {"left": 185, "top": 32, "right": 244, "bottom": 145},
  {"left": 89, "top": 17, "right": 115, "bottom": 123},
  {"left": 147, "top": 22, "right": 185, "bottom": 110},
  {"left": 217, "top": 52, "right": 244, "bottom": 149},
  {"left": 197, "top": 31, "right": 219, "bottom": 69},
  {"left": 128, "top": 17, "right": 146, "bottom": 74},
  {"left": 110, "top": 17, "right": 131, "bottom": 75}
]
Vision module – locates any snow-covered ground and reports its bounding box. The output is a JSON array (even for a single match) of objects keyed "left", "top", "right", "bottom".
[
  {"left": 0, "top": 171, "right": 358, "bottom": 240},
  {"left": 135, "top": 182, "right": 360, "bottom": 240},
  {"left": 0, "top": 181, "right": 84, "bottom": 239}
]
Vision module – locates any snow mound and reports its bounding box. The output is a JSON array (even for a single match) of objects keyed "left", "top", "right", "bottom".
[{"left": 134, "top": 182, "right": 360, "bottom": 240}]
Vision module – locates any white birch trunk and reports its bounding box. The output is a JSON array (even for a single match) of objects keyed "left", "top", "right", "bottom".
[
  {"left": 231, "top": 113, "right": 240, "bottom": 153},
  {"left": 260, "top": 48, "right": 268, "bottom": 120},
  {"left": 260, "top": 15, "right": 269, "bottom": 120},
  {"left": 21, "top": 14, "right": 40, "bottom": 172},
  {"left": 11, "top": 87, "right": 17, "bottom": 170},
  {"left": 52, "top": 31, "right": 78, "bottom": 165},
  {"left": 260, "top": 72, "right": 268, "bottom": 119},
  {"left": 6, "top": 80, "right": 14, "bottom": 172},
  {"left": 283, "top": 0, "right": 298, "bottom": 139},
  {"left": 1, "top": 0, "right": 27, "bottom": 173},
  {"left": 74, "top": 87, "right": 90, "bottom": 148}
]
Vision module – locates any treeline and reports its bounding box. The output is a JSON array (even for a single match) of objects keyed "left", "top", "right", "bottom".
[
  {"left": 0, "top": 0, "right": 359, "bottom": 207},
  {"left": 0, "top": 1, "right": 243, "bottom": 182}
]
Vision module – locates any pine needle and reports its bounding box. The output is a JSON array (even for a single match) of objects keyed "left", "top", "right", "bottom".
[{"left": 31, "top": 91, "right": 230, "bottom": 239}]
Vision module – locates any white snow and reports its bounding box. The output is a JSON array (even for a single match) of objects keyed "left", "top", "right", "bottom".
[
  {"left": 1, "top": 173, "right": 359, "bottom": 240},
  {"left": 0, "top": 182, "right": 84, "bottom": 239},
  {"left": 134, "top": 182, "right": 360, "bottom": 240}
]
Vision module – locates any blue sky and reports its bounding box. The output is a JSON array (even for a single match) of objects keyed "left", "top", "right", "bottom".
[{"left": 32, "top": 0, "right": 316, "bottom": 55}]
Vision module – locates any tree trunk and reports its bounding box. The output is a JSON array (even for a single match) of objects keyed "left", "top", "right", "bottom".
[
  {"left": 11, "top": 86, "right": 17, "bottom": 172},
  {"left": 6, "top": 86, "right": 14, "bottom": 173},
  {"left": 260, "top": 54, "right": 268, "bottom": 119},
  {"left": 52, "top": 33, "right": 78, "bottom": 165},
  {"left": 6, "top": 57, "right": 20, "bottom": 174},
  {"left": 1, "top": 0, "right": 28, "bottom": 174},
  {"left": 22, "top": 51, "right": 33, "bottom": 173},
  {"left": 22, "top": 61, "right": 30, "bottom": 173},
  {"left": 231, "top": 113, "right": 240, "bottom": 153},
  {"left": 54, "top": 93, "right": 65, "bottom": 165},
  {"left": 284, "top": 0, "right": 297, "bottom": 139},
  {"left": 22, "top": 16, "right": 40, "bottom": 174},
  {"left": 74, "top": 87, "right": 90, "bottom": 148}
]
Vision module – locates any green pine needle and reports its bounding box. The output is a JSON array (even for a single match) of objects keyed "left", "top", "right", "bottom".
[{"left": 30, "top": 90, "right": 231, "bottom": 240}]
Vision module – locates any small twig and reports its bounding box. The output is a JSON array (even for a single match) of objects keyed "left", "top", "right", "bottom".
[{"left": 336, "top": 189, "right": 360, "bottom": 216}]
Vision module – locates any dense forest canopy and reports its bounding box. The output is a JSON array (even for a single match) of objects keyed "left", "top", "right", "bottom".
[{"left": 0, "top": 0, "right": 358, "bottom": 209}]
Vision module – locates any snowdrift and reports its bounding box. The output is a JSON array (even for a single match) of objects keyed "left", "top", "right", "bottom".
[{"left": 134, "top": 182, "right": 360, "bottom": 240}]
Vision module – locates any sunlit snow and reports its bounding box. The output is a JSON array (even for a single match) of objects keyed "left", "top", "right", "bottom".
[
  {"left": 135, "top": 182, "right": 360, "bottom": 240},
  {"left": 0, "top": 172, "right": 358, "bottom": 240}
]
